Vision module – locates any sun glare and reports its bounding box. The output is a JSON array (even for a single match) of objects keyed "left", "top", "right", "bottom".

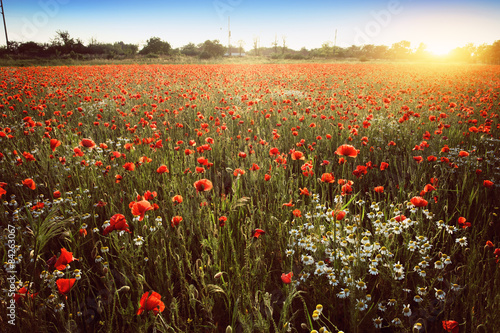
[{"left": 427, "top": 45, "right": 453, "bottom": 57}]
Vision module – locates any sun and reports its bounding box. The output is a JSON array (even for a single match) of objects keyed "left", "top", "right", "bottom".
[{"left": 426, "top": 45, "right": 453, "bottom": 57}]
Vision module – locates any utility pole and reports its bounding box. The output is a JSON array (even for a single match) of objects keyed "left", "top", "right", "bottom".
[
  {"left": 0, "top": 0, "right": 8, "bottom": 49},
  {"left": 228, "top": 16, "right": 231, "bottom": 56}
]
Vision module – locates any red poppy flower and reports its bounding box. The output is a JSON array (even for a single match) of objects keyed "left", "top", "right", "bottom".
[
  {"left": 0, "top": 186, "right": 6, "bottom": 198},
  {"left": 143, "top": 190, "right": 157, "bottom": 200},
  {"left": 410, "top": 196, "right": 428, "bottom": 207},
  {"left": 123, "top": 162, "right": 135, "bottom": 171},
  {"left": 171, "top": 215, "right": 183, "bottom": 227},
  {"left": 442, "top": 320, "right": 459, "bottom": 333},
  {"left": 50, "top": 139, "right": 61, "bottom": 152},
  {"left": 269, "top": 147, "right": 280, "bottom": 156},
  {"left": 233, "top": 168, "right": 245, "bottom": 177},
  {"left": 13, "top": 287, "right": 38, "bottom": 303},
  {"left": 321, "top": 173, "right": 335, "bottom": 183},
  {"left": 137, "top": 291, "right": 165, "bottom": 316},
  {"left": 52, "top": 189, "right": 61, "bottom": 198},
  {"left": 194, "top": 179, "right": 213, "bottom": 192},
  {"left": 281, "top": 272, "right": 293, "bottom": 284},
  {"left": 57, "top": 278, "right": 76, "bottom": 295},
  {"left": 292, "top": 209, "right": 302, "bottom": 217},
  {"left": 253, "top": 228, "right": 265, "bottom": 238},
  {"left": 333, "top": 210, "right": 346, "bottom": 220},
  {"left": 485, "top": 240, "right": 494, "bottom": 248},
  {"left": 238, "top": 152, "right": 247, "bottom": 158},
  {"left": 54, "top": 248, "right": 78, "bottom": 271},
  {"left": 483, "top": 180, "right": 494, "bottom": 188},
  {"left": 249, "top": 163, "right": 260, "bottom": 171},
  {"left": 131, "top": 200, "right": 153, "bottom": 221},
  {"left": 413, "top": 156, "right": 423, "bottom": 163},
  {"left": 299, "top": 187, "right": 310, "bottom": 196},
  {"left": 290, "top": 150, "right": 305, "bottom": 160},
  {"left": 264, "top": 174, "right": 271, "bottom": 181},
  {"left": 374, "top": 186, "right": 384, "bottom": 193},
  {"left": 459, "top": 151, "right": 469, "bottom": 157},
  {"left": 219, "top": 216, "right": 227, "bottom": 227},
  {"left": 394, "top": 215, "right": 407, "bottom": 222},
  {"left": 172, "top": 195, "right": 183, "bottom": 205},
  {"left": 103, "top": 213, "right": 131, "bottom": 235},
  {"left": 80, "top": 138, "right": 96, "bottom": 149},
  {"left": 457, "top": 217, "right": 471, "bottom": 229},
  {"left": 282, "top": 200, "right": 294, "bottom": 207},
  {"left": 156, "top": 165, "right": 169, "bottom": 174},
  {"left": 335, "top": 144, "right": 358, "bottom": 158},
  {"left": 380, "top": 162, "right": 389, "bottom": 170},
  {"left": 427, "top": 155, "right": 437, "bottom": 162},
  {"left": 22, "top": 178, "right": 36, "bottom": 190}
]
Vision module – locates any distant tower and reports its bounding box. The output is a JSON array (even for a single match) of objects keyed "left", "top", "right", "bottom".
[
  {"left": 228, "top": 17, "right": 231, "bottom": 56},
  {"left": 0, "top": 0, "right": 8, "bottom": 49}
]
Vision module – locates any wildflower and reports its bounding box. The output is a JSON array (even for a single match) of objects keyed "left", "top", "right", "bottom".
[
  {"left": 402, "top": 304, "right": 411, "bottom": 317},
  {"left": 374, "top": 186, "right": 384, "bottom": 193},
  {"left": 137, "top": 291, "right": 165, "bottom": 315},
  {"left": 281, "top": 272, "right": 293, "bottom": 284},
  {"left": 292, "top": 209, "right": 302, "bottom": 217},
  {"left": 252, "top": 228, "right": 265, "bottom": 238},
  {"left": 56, "top": 278, "right": 76, "bottom": 295},
  {"left": 442, "top": 320, "right": 459, "bottom": 333},
  {"left": 218, "top": 216, "right": 227, "bottom": 227},
  {"left": 171, "top": 215, "right": 183, "bottom": 227},
  {"left": 233, "top": 168, "right": 245, "bottom": 177},
  {"left": 483, "top": 180, "right": 494, "bottom": 188},
  {"left": 123, "top": 162, "right": 135, "bottom": 171},
  {"left": 299, "top": 187, "right": 311, "bottom": 196},
  {"left": 50, "top": 139, "right": 61, "bottom": 152},
  {"left": 320, "top": 173, "right": 335, "bottom": 183},
  {"left": 413, "top": 295, "right": 423, "bottom": 303},
  {"left": 172, "top": 195, "right": 183, "bottom": 205},
  {"left": 356, "top": 298, "right": 368, "bottom": 311},
  {"left": 54, "top": 248, "right": 78, "bottom": 271},
  {"left": 133, "top": 236, "right": 144, "bottom": 246},
  {"left": 22, "top": 178, "right": 36, "bottom": 190},
  {"left": 373, "top": 317, "right": 383, "bottom": 329},
  {"left": 130, "top": 200, "right": 153, "bottom": 221},
  {"left": 392, "top": 317, "right": 402, "bottom": 325},
  {"left": 335, "top": 144, "right": 358, "bottom": 158},
  {"left": 410, "top": 196, "right": 428, "bottom": 207},
  {"left": 290, "top": 150, "right": 305, "bottom": 160},
  {"left": 414, "top": 322, "right": 423, "bottom": 331},
  {"left": 194, "top": 179, "right": 213, "bottom": 192},
  {"left": 156, "top": 165, "right": 169, "bottom": 174},
  {"left": 103, "top": 213, "right": 131, "bottom": 235},
  {"left": 80, "top": 138, "right": 96, "bottom": 149},
  {"left": 456, "top": 237, "right": 467, "bottom": 247},
  {"left": 435, "top": 288, "right": 446, "bottom": 301}
]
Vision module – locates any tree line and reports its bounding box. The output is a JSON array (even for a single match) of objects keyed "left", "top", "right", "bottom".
[{"left": 2, "top": 30, "right": 500, "bottom": 64}]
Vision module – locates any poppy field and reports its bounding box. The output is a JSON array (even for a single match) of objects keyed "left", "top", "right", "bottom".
[{"left": 1, "top": 63, "right": 499, "bottom": 332}]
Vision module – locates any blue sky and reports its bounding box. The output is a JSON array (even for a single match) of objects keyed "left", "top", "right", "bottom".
[{"left": 4, "top": 0, "right": 500, "bottom": 54}]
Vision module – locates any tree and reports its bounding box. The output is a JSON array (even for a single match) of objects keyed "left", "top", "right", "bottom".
[
  {"left": 237, "top": 40, "right": 245, "bottom": 56},
  {"left": 389, "top": 40, "right": 411, "bottom": 59},
  {"left": 200, "top": 40, "right": 225, "bottom": 58},
  {"left": 253, "top": 37, "right": 259, "bottom": 56},
  {"left": 139, "top": 37, "right": 171, "bottom": 55},
  {"left": 181, "top": 42, "right": 199, "bottom": 57},
  {"left": 272, "top": 34, "right": 278, "bottom": 54},
  {"left": 282, "top": 35, "right": 287, "bottom": 54}
]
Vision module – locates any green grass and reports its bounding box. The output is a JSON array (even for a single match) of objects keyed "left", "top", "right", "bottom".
[{"left": 0, "top": 62, "right": 499, "bottom": 333}]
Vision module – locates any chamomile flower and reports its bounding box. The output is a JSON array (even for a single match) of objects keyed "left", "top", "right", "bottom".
[
  {"left": 373, "top": 317, "right": 383, "bottom": 328},
  {"left": 435, "top": 288, "right": 446, "bottom": 301},
  {"left": 356, "top": 298, "right": 368, "bottom": 311},
  {"left": 402, "top": 304, "right": 411, "bottom": 317},
  {"left": 456, "top": 237, "right": 467, "bottom": 247}
]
